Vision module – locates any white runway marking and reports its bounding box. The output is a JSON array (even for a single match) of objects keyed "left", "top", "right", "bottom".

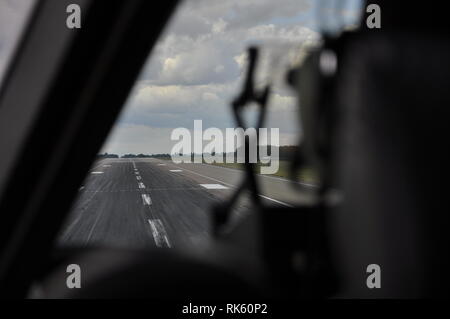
[
  {"left": 136, "top": 176, "right": 142, "bottom": 181},
  {"left": 141, "top": 194, "right": 152, "bottom": 205},
  {"left": 169, "top": 169, "right": 183, "bottom": 172},
  {"left": 79, "top": 186, "right": 84, "bottom": 191},
  {"left": 91, "top": 171, "right": 104, "bottom": 174},
  {"left": 171, "top": 165, "right": 294, "bottom": 208},
  {"left": 135, "top": 171, "right": 139, "bottom": 175},
  {"left": 197, "top": 162, "right": 318, "bottom": 188},
  {"left": 157, "top": 164, "right": 166, "bottom": 166},
  {"left": 148, "top": 219, "right": 171, "bottom": 248},
  {"left": 199, "top": 184, "right": 229, "bottom": 190},
  {"left": 138, "top": 182, "right": 145, "bottom": 189},
  {"left": 259, "top": 195, "right": 293, "bottom": 207},
  {"left": 103, "top": 165, "right": 111, "bottom": 167},
  {"left": 89, "top": 161, "right": 109, "bottom": 172}
]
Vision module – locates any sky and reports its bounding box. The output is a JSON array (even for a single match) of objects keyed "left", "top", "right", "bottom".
[
  {"left": 101, "top": 0, "right": 363, "bottom": 155},
  {"left": 0, "top": 0, "right": 363, "bottom": 156}
]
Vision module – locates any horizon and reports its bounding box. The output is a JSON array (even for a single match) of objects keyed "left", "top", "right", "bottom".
[{"left": 99, "top": 144, "right": 298, "bottom": 158}]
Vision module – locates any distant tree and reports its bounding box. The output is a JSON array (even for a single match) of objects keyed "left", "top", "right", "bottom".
[{"left": 97, "top": 152, "right": 119, "bottom": 159}]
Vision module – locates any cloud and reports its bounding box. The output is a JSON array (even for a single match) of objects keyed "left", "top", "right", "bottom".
[
  {"left": 119, "top": 83, "right": 236, "bottom": 129},
  {"left": 143, "top": 35, "right": 241, "bottom": 86},
  {"left": 104, "top": 0, "right": 363, "bottom": 154},
  {"left": 107, "top": 82, "right": 301, "bottom": 154},
  {"left": 176, "top": 0, "right": 312, "bottom": 31},
  {"left": 0, "top": 0, "right": 363, "bottom": 155},
  {"left": 140, "top": 3, "right": 321, "bottom": 87}
]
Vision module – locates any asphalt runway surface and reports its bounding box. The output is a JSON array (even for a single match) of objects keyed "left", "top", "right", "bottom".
[{"left": 59, "top": 158, "right": 315, "bottom": 249}]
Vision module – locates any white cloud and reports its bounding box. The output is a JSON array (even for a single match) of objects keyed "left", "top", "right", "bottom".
[
  {"left": 0, "top": 0, "right": 363, "bottom": 155},
  {"left": 119, "top": 83, "right": 236, "bottom": 130},
  {"left": 140, "top": 10, "right": 321, "bottom": 87},
  {"left": 104, "top": 0, "right": 363, "bottom": 154},
  {"left": 212, "top": 18, "right": 227, "bottom": 34}
]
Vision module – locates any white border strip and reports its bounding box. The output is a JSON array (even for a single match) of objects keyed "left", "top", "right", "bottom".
[{"left": 171, "top": 165, "right": 293, "bottom": 208}]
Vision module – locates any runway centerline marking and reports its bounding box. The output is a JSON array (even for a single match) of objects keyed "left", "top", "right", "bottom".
[
  {"left": 148, "top": 219, "right": 171, "bottom": 248},
  {"left": 199, "top": 184, "right": 229, "bottom": 190},
  {"left": 91, "top": 171, "right": 104, "bottom": 175},
  {"left": 141, "top": 194, "right": 152, "bottom": 206},
  {"left": 135, "top": 172, "right": 139, "bottom": 175},
  {"left": 136, "top": 176, "right": 142, "bottom": 181},
  {"left": 169, "top": 169, "right": 183, "bottom": 172},
  {"left": 138, "top": 182, "right": 145, "bottom": 189}
]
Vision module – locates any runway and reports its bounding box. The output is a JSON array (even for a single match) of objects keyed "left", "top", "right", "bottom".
[{"left": 59, "top": 158, "right": 315, "bottom": 249}]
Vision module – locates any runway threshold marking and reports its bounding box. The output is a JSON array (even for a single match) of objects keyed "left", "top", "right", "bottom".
[
  {"left": 199, "top": 184, "right": 229, "bottom": 190},
  {"left": 148, "top": 219, "right": 171, "bottom": 248},
  {"left": 138, "top": 182, "right": 146, "bottom": 189},
  {"left": 141, "top": 194, "right": 152, "bottom": 205}
]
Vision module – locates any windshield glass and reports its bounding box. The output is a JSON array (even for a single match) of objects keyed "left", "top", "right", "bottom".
[
  {"left": 59, "top": 0, "right": 363, "bottom": 250},
  {"left": 0, "top": 0, "right": 36, "bottom": 88}
]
